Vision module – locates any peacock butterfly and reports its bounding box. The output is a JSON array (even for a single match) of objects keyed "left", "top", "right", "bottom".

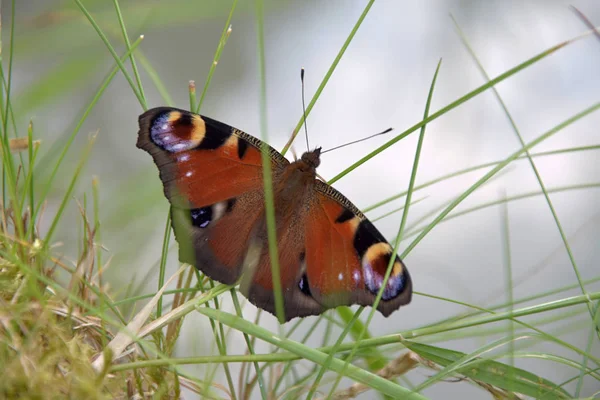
[{"left": 137, "top": 107, "right": 412, "bottom": 321}]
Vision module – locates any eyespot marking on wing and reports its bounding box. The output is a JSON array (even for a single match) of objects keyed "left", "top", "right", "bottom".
[
  {"left": 190, "top": 198, "right": 238, "bottom": 229},
  {"left": 361, "top": 242, "right": 407, "bottom": 300},
  {"left": 190, "top": 206, "right": 212, "bottom": 228},
  {"left": 150, "top": 111, "right": 206, "bottom": 152}
]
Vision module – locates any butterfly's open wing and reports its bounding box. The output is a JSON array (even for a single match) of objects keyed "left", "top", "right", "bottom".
[
  {"left": 239, "top": 204, "right": 327, "bottom": 320},
  {"left": 137, "top": 107, "right": 289, "bottom": 283},
  {"left": 304, "top": 181, "right": 412, "bottom": 317},
  {"left": 138, "top": 107, "right": 288, "bottom": 208},
  {"left": 240, "top": 179, "right": 412, "bottom": 322}
]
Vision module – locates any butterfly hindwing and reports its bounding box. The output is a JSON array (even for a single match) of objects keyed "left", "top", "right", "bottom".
[
  {"left": 237, "top": 182, "right": 412, "bottom": 322},
  {"left": 303, "top": 181, "right": 412, "bottom": 316},
  {"left": 239, "top": 200, "right": 326, "bottom": 320},
  {"left": 171, "top": 191, "right": 265, "bottom": 284}
]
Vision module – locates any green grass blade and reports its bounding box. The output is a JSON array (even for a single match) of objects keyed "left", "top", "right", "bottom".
[
  {"left": 44, "top": 134, "right": 96, "bottom": 246},
  {"left": 156, "top": 212, "right": 172, "bottom": 319},
  {"left": 135, "top": 50, "right": 175, "bottom": 106},
  {"left": 255, "top": 0, "right": 284, "bottom": 324},
  {"left": 230, "top": 289, "right": 268, "bottom": 400},
  {"left": 430, "top": 272, "right": 600, "bottom": 331},
  {"left": 452, "top": 13, "right": 598, "bottom": 337},
  {"left": 328, "top": 29, "right": 597, "bottom": 185},
  {"left": 398, "top": 183, "right": 600, "bottom": 240},
  {"left": 336, "top": 307, "right": 386, "bottom": 370},
  {"left": 402, "top": 292, "right": 600, "bottom": 341},
  {"left": 327, "top": 59, "right": 442, "bottom": 399},
  {"left": 306, "top": 308, "right": 363, "bottom": 399},
  {"left": 400, "top": 101, "right": 600, "bottom": 259},
  {"left": 34, "top": 36, "right": 144, "bottom": 218},
  {"left": 409, "top": 341, "right": 571, "bottom": 398},
  {"left": 196, "top": 307, "right": 427, "bottom": 399},
  {"left": 74, "top": 0, "right": 147, "bottom": 109},
  {"left": 575, "top": 302, "right": 600, "bottom": 396},
  {"left": 112, "top": 0, "right": 146, "bottom": 102},
  {"left": 363, "top": 145, "right": 600, "bottom": 214},
  {"left": 203, "top": 284, "right": 237, "bottom": 400}
]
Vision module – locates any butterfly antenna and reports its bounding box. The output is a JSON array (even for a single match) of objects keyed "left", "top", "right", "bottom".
[
  {"left": 321, "top": 127, "right": 393, "bottom": 154},
  {"left": 301, "top": 67, "right": 310, "bottom": 151}
]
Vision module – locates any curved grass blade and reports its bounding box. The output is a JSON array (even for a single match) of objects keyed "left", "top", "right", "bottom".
[
  {"left": 393, "top": 183, "right": 600, "bottom": 237},
  {"left": 306, "top": 308, "right": 364, "bottom": 399},
  {"left": 400, "top": 100, "right": 600, "bottom": 259},
  {"left": 409, "top": 341, "right": 571, "bottom": 399},
  {"left": 363, "top": 144, "right": 600, "bottom": 214},
  {"left": 327, "top": 58, "right": 442, "bottom": 398},
  {"left": 196, "top": 307, "right": 427, "bottom": 400},
  {"left": 74, "top": 0, "right": 147, "bottom": 109},
  {"left": 452, "top": 12, "right": 598, "bottom": 337},
  {"left": 112, "top": 0, "right": 146, "bottom": 102},
  {"left": 33, "top": 36, "right": 144, "bottom": 221},
  {"left": 328, "top": 28, "right": 599, "bottom": 185}
]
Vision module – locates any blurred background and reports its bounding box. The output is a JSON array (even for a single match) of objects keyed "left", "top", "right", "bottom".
[{"left": 6, "top": 0, "right": 600, "bottom": 398}]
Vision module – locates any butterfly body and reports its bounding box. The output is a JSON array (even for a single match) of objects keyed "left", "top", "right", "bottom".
[{"left": 137, "top": 107, "right": 412, "bottom": 321}]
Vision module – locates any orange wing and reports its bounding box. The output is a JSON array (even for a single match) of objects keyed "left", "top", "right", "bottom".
[
  {"left": 237, "top": 179, "right": 412, "bottom": 322},
  {"left": 239, "top": 202, "right": 326, "bottom": 320},
  {"left": 303, "top": 181, "right": 412, "bottom": 317},
  {"left": 137, "top": 107, "right": 288, "bottom": 209}
]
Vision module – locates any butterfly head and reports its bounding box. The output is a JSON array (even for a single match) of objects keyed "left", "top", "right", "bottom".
[{"left": 300, "top": 147, "right": 322, "bottom": 170}]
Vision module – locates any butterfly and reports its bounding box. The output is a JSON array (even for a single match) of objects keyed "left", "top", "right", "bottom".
[{"left": 137, "top": 107, "right": 412, "bottom": 322}]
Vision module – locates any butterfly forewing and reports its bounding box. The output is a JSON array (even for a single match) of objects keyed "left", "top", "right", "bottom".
[{"left": 137, "top": 107, "right": 286, "bottom": 209}]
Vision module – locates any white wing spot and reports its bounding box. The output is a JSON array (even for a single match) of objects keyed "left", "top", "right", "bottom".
[{"left": 338, "top": 273, "right": 343, "bottom": 281}]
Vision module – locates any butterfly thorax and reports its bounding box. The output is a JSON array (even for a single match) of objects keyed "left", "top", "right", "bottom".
[{"left": 274, "top": 148, "right": 322, "bottom": 209}]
